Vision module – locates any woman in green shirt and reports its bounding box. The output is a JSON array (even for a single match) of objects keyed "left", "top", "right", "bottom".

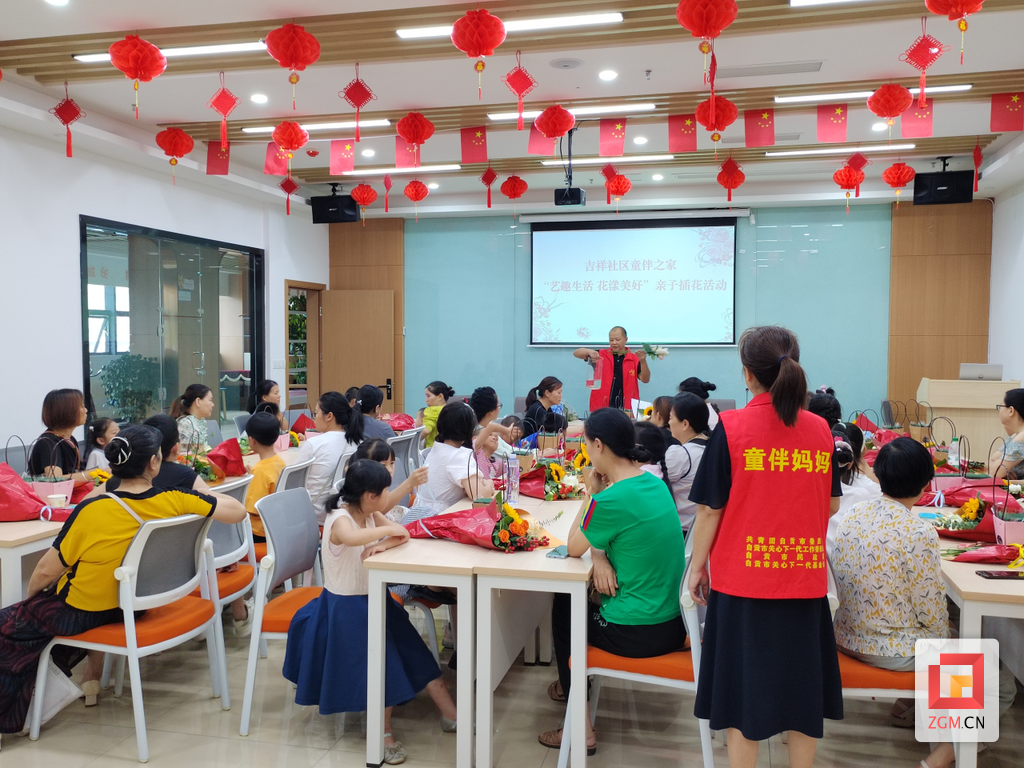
[{"left": 538, "top": 408, "right": 687, "bottom": 754}]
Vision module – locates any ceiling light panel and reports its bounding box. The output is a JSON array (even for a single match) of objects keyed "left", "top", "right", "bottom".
[
  {"left": 74, "top": 41, "right": 266, "bottom": 63},
  {"left": 540, "top": 155, "right": 673, "bottom": 166},
  {"left": 765, "top": 144, "right": 915, "bottom": 157},
  {"left": 340, "top": 164, "right": 461, "bottom": 175},
  {"left": 397, "top": 12, "right": 623, "bottom": 39},
  {"left": 242, "top": 119, "right": 391, "bottom": 134},
  {"left": 774, "top": 84, "right": 971, "bottom": 104},
  {"left": 488, "top": 103, "right": 657, "bottom": 121}
]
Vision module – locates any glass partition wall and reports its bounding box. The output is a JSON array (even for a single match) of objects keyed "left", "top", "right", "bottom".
[{"left": 81, "top": 217, "right": 265, "bottom": 437}]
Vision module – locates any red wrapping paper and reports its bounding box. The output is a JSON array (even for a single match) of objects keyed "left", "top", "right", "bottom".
[
  {"left": 405, "top": 503, "right": 501, "bottom": 550},
  {"left": 205, "top": 438, "right": 247, "bottom": 477},
  {"left": 952, "top": 545, "right": 1022, "bottom": 564},
  {"left": 292, "top": 413, "right": 316, "bottom": 435}
]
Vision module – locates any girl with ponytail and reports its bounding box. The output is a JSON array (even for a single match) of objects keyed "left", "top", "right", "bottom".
[
  {"left": 687, "top": 326, "right": 843, "bottom": 765},
  {"left": 539, "top": 407, "right": 686, "bottom": 753},
  {"left": 295, "top": 391, "right": 366, "bottom": 523},
  {"left": 522, "top": 376, "right": 568, "bottom": 440},
  {"left": 421, "top": 381, "right": 456, "bottom": 448}
]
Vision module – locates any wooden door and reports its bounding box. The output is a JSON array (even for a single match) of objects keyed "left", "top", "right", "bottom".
[{"left": 321, "top": 290, "right": 395, "bottom": 411}]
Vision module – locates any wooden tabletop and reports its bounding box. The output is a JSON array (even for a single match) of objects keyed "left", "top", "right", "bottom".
[
  {"left": 241, "top": 446, "right": 301, "bottom": 471},
  {"left": 0, "top": 520, "right": 64, "bottom": 548}
]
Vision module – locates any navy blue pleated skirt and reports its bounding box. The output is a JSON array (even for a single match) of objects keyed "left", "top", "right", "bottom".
[
  {"left": 694, "top": 591, "right": 844, "bottom": 741},
  {"left": 283, "top": 591, "right": 441, "bottom": 715}
]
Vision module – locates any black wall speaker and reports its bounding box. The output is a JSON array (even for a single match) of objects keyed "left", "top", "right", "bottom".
[
  {"left": 913, "top": 170, "right": 975, "bottom": 206},
  {"left": 311, "top": 194, "right": 360, "bottom": 223}
]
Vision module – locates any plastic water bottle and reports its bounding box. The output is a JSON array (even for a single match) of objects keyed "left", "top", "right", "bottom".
[{"left": 947, "top": 437, "right": 959, "bottom": 471}]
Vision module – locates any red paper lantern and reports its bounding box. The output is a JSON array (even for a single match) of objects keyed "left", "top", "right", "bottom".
[
  {"left": 696, "top": 95, "right": 738, "bottom": 156},
  {"left": 50, "top": 82, "right": 85, "bottom": 158},
  {"left": 451, "top": 9, "right": 506, "bottom": 99},
  {"left": 272, "top": 121, "right": 309, "bottom": 180},
  {"left": 605, "top": 174, "right": 632, "bottom": 213},
  {"left": 404, "top": 180, "right": 429, "bottom": 222},
  {"left": 265, "top": 23, "right": 321, "bottom": 110},
  {"left": 881, "top": 161, "right": 916, "bottom": 208},
  {"left": 867, "top": 84, "right": 913, "bottom": 140},
  {"left": 396, "top": 113, "right": 435, "bottom": 166},
  {"left": 534, "top": 105, "right": 575, "bottom": 139},
  {"left": 480, "top": 166, "right": 498, "bottom": 208},
  {"left": 155, "top": 127, "right": 194, "bottom": 184},
  {"left": 833, "top": 165, "right": 866, "bottom": 213},
  {"left": 676, "top": 0, "right": 738, "bottom": 87},
  {"left": 207, "top": 72, "right": 240, "bottom": 150},
  {"left": 108, "top": 35, "right": 167, "bottom": 119},
  {"left": 340, "top": 64, "right": 376, "bottom": 142},
  {"left": 717, "top": 157, "right": 745, "bottom": 202},
  {"left": 973, "top": 141, "right": 983, "bottom": 192},
  {"left": 351, "top": 183, "right": 378, "bottom": 225},
  {"left": 926, "top": 0, "right": 984, "bottom": 62},
  {"left": 500, "top": 175, "right": 528, "bottom": 200},
  {"left": 503, "top": 51, "right": 538, "bottom": 130}
]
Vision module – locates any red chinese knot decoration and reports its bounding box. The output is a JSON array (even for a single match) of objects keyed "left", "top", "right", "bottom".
[
  {"left": 833, "top": 165, "right": 866, "bottom": 213},
  {"left": 481, "top": 166, "right": 498, "bottom": 208},
  {"left": 350, "top": 183, "right": 378, "bottom": 226},
  {"left": 50, "top": 82, "right": 85, "bottom": 158},
  {"left": 279, "top": 177, "right": 300, "bottom": 216},
  {"left": 900, "top": 18, "right": 950, "bottom": 107},
  {"left": 973, "top": 140, "right": 983, "bottom": 192},
  {"left": 272, "top": 121, "right": 309, "bottom": 181},
  {"left": 881, "top": 161, "right": 916, "bottom": 208},
  {"left": 676, "top": 0, "right": 738, "bottom": 88},
  {"left": 717, "top": 157, "right": 745, "bottom": 202},
  {"left": 503, "top": 51, "right": 538, "bottom": 130},
  {"left": 534, "top": 105, "right": 575, "bottom": 139},
  {"left": 265, "top": 23, "right": 321, "bottom": 110},
  {"left": 696, "top": 95, "right": 738, "bottom": 157},
  {"left": 451, "top": 9, "right": 506, "bottom": 99},
  {"left": 340, "top": 64, "right": 376, "bottom": 142},
  {"left": 108, "top": 35, "right": 167, "bottom": 119},
  {"left": 925, "top": 0, "right": 984, "bottom": 62},
  {"left": 207, "top": 72, "right": 240, "bottom": 150},
  {"left": 155, "top": 127, "right": 194, "bottom": 184},
  {"left": 404, "top": 180, "right": 429, "bottom": 222},
  {"left": 396, "top": 112, "right": 435, "bottom": 166}
]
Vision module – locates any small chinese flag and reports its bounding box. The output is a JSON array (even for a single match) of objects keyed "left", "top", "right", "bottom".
[
  {"left": 991, "top": 93, "right": 1024, "bottom": 132},
  {"left": 901, "top": 98, "right": 933, "bottom": 139},
  {"left": 330, "top": 139, "right": 356, "bottom": 174},
  {"left": 527, "top": 123, "right": 555, "bottom": 156},
  {"left": 599, "top": 118, "right": 627, "bottom": 157},
  {"left": 667, "top": 114, "right": 697, "bottom": 152},
  {"left": 263, "top": 142, "right": 289, "bottom": 175},
  {"left": 744, "top": 109, "right": 775, "bottom": 148},
  {"left": 460, "top": 126, "right": 488, "bottom": 164},
  {"left": 395, "top": 135, "right": 420, "bottom": 169},
  {"left": 817, "top": 104, "right": 848, "bottom": 143},
  {"left": 206, "top": 141, "right": 230, "bottom": 175}
]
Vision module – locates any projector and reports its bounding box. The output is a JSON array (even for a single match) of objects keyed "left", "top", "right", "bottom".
[{"left": 554, "top": 187, "right": 586, "bottom": 206}]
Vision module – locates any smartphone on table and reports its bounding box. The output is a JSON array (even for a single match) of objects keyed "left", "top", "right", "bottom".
[{"left": 976, "top": 570, "right": 1024, "bottom": 579}]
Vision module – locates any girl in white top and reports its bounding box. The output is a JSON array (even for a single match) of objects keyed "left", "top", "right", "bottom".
[
  {"left": 345, "top": 438, "right": 429, "bottom": 522},
  {"left": 83, "top": 418, "right": 119, "bottom": 471},
  {"left": 282, "top": 460, "right": 457, "bottom": 766},
  {"left": 826, "top": 421, "right": 882, "bottom": 554},
  {"left": 295, "top": 391, "right": 364, "bottom": 522}
]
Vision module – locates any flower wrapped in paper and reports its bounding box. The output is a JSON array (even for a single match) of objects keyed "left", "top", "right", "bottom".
[
  {"left": 404, "top": 493, "right": 551, "bottom": 553},
  {"left": 641, "top": 342, "right": 669, "bottom": 362}
]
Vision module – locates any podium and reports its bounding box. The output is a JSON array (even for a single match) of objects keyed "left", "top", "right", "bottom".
[{"left": 916, "top": 378, "right": 1020, "bottom": 455}]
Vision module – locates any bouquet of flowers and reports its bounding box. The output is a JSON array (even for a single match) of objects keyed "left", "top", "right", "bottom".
[
  {"left": 571, "top": 441, "right": 591, "bottom": 471},
  {"left": 405, "top": 492, "right": 550, "bottom": 553},
  {"left": 177, "top": 453, "right": 222, "bottom": 482},
  {"left": 641, "top": 342, "right": 669, "bottom": 362},
  {"left": 934, "top": 494, "right": 988, "bottom": 531},
  {"left": 238, "top": 435, "right": 251, "bottom": 455},
  {"left": 88, "top": 468, "right": 112, "bottom": 487},
  {"left": 493, "top": 496, "right": 551, "bottom": 553},
  {"left": 543, "top": 460, "right": 585, "bottom": 501}
]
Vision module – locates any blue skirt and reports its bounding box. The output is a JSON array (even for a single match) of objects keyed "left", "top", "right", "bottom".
[{"left": 283, "top": 591, "right": 441, "bottom": 715}]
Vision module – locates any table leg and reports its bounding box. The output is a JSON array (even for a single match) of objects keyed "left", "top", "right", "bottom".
[
  {"left": 959, "top": 603, "right": 983, "bottom": 640},
  {"left": 366, "top": 573, "right": 387, "bottom": 768},
  {"left": 569, "top": 582, "right": 587, "bottom": 768},
  {"left": 476, "top": 579, "right": 494, "bottom": 768},
  {"left": 539, "top": 610, "right": 553, "bottom": 665},
  {"left": 454, "top": 575, "right": 475, "bottom": 768},
  {"left": 955, "top": 742, "right": 978, "bottom": 768},
  {"left": 1, "top": 552, "right": 23, "bottom": 609}
]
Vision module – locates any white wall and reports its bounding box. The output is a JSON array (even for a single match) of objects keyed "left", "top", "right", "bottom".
[
  {"left": 990, "top": 182, "right": 1024, "bottom": 376},
  {"left": 0, "top": 125, "right": 328, "bottom": 446}
]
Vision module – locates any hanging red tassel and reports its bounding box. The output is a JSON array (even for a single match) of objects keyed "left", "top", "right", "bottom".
[
  {"left": 503, "top": 51, "right": 537, "bottom": 132},
  {"left": 383, "top": 174, "right": 393, "bottom": 213},
  {"left": 973, "top": 139, "right": 983, "bottom": 192},
  {"left": 708, "top": 45, "right": 718, "bottom": 126},
  {"left": 340, "top": 64, "right": 376, "bottom": 143},
  {"left": 50, "top": 82, "right": 85, "bottom": 159}
]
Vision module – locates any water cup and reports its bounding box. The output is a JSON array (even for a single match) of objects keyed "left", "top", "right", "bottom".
[{"left": 47, "top": 494, "right": 69, "bottom": 508}]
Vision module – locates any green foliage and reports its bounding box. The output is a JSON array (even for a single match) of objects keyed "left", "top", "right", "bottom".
[
  {"left": 288, "top": 294, "right": 307, "bottom": 312},
  {"left": 100, "top": 354, "right": 159, "bottom": 423}
]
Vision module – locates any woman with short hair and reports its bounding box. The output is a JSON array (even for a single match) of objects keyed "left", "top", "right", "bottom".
[{"left": 27, "top": 389, "right": 90, "bottom": 481}]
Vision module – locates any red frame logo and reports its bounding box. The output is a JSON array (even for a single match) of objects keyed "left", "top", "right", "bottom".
[{"left": 928, "top": 653, "right": 985, "bottom": 710}]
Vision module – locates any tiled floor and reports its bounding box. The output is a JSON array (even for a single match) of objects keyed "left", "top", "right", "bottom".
[{"left": 2, "top": 612, "right": 1022, "bottom": 768}]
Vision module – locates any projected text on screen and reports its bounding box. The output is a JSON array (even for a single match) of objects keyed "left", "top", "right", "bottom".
[{"left": 531, "top": 223, "right": 736, "bottom": 345}]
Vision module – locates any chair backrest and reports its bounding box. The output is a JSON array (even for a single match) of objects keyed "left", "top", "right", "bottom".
[
  {"left": 276, "top": 456, "right": 315, "bottom": 493},
  {"left": 233, "top": 414, "right": 250, "bottom": 436},
  {"left": 121, "top": 514, "right": 214, "bottom": 610},
  {"left": 216, "top": 474, "right": 253, "bottom": 504},
  {"left": 254, "top": 487, "right": 322, "bottom": 590},
  {"left": 206, "top": 419, "right": 224, "bottom": 448},
  {"left": 206, "top": 475, "right": 254, "bottom": 563},
  {"left": 388, "top": 430, "right": 420, "bottom": 482},
  {"left": 708, "top": 399, "right": 735, "bottom": 413},
  {"left": 514, "top": 397, "right": 527, "bottom": 416},
  {"left": 403, "top": 427, "right": 427, "bottom": 469}
]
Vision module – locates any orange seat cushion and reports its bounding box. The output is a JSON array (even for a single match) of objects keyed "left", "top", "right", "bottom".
[
  {"left": 585, "top": 646, "right": 694, "bottom": 682},
  {"left": 189, "top": 565, "right": 255, "bottom": 600},
  {"left": 67, "top": 597, "right": 215, "bottom": 648},
  {"left": 251, "top": 542, "right": 268, "bottom": 563},
  {"left": 262, "top": 587, "right": 322, "bottom": 633},
  {"left": 837, "top": 652, "right": 915, "bottom": 691}
]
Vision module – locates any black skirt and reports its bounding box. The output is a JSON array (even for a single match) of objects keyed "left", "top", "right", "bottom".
[{"left": 694, "top": 590, "right": 843, "bottom": 741}]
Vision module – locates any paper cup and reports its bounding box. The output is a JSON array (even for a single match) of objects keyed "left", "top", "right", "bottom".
[{"left": 47, "top": 494, "right": 69, "bottom": 508}]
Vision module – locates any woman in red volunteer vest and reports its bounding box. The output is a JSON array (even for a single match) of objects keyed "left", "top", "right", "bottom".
[
  {"left": 688, "top": 326, "right": 843, "bottom": 768},
  {"left": 574, "top": 326, "right": 650, "bottom": 412}
]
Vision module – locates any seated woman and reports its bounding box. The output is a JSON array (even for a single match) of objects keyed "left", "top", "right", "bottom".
[
  {"left": 666, "top": 393, "right": 710, "bottom": 531},
  {"left": 990, "top": 388, "right": 1024, "bottom": 479},
  {"left": 469, "top": 386, "right": 519, "bottom": 459},
  {"left": 356, "top": 385, "right": 397, "bottom": 441},
  {"left": 678, "top": 377, "right": 720, "bottom": 431},
  {"left": 0, "top": 424, "right": 247, "bottom": 735},
  {"left": 170, "top": 384, "right": 215, "bottom": 455},
  {"left": 522, "top": 377, "right": 568, "bottom": 441},
  {"left": 343, "top": 439, "right": 428, "bottom": 522},
  {"left": 808, "top": 389, "right": 843, "bottom": 428},
  {"left": 649, "top": 396, "right": 680, "bottom": 446},
  {"left": 27, "top": 389, "right": 91, "bottom": 482},
  {"left": 539, "top": 408, "right": 686, "bottom": 754},
  {"left": 248, "top": 379, "right": 289, "bottom": 433},
  {"left": 295, "top": 391, "right": 365, "bottom": 523},
  {"left": 83, "top": 418, "right": 119, "bottom": 472},
  {"left": 421, "top": 381, "right": 455, "bottom": 448}
]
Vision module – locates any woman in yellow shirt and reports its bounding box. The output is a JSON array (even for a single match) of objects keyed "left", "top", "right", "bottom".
[
  {"left": 0, "top": 425, "right": 246, "bottom": 734},
  {"left": 421, "top": 380, "right": 455, "bottom": 448}
]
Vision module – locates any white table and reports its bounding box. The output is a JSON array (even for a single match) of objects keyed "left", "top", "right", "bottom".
[{"left": 0, "top": 520, "right": 64, "bottom": 607}]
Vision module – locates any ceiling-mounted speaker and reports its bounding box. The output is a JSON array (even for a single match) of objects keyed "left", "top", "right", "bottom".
[
  {"left": 913, "top": 170, "right": 974, "bottom": 206},
  {"left": 310, "top": 194, "right": 360, "bottom": 223}
]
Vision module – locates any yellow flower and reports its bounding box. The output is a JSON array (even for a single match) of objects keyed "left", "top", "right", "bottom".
[{"left": 549, "top": 464, "right": 565, "bottom": 482}]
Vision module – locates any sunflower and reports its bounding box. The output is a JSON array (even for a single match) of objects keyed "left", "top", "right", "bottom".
[{"left": 549, "top": 464, "right": 565, "bottom": 482}]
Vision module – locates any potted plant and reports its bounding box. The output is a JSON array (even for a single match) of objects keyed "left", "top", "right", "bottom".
[{"left": 99, "top": 354, "right": 159, "bottom": 423}]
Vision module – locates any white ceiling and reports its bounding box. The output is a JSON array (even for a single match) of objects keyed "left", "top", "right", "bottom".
[{"left": 3, "top": 0, "right": 1024, "bottom": 211}]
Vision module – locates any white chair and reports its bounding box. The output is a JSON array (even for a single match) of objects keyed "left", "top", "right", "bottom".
[
  {"left": 387, "top": 429, "right": 423, "bottom": 506},
  {"left": 30, "top": 514, "right": 227, "bottom": 762},
  {"left": 233, "top": 414, "right": 250, "bottom": 436},
  {"left": 276, "top": 456, "right": 315, "bottom": 493},
  {"left": 240, "top": 488, "right": 324, "bottom": 736},
  {"left": 206, "top": 419, "right": 224, "bottom": 448}
]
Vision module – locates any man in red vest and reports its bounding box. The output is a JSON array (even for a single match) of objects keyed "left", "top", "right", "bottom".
[{"left": 574, "top": 326, "right": 651, "bottom": 413}]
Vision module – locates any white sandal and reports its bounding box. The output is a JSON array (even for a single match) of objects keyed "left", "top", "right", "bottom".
[{"left": 384, "top": 733, "right": 406, "bottom": 765}]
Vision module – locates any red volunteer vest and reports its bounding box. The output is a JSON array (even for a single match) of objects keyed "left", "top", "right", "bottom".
[
  {"left": 710, "top": 393, "right": 833, "bottom": 600},
  {"left": 588, "top": 348, "right": 640, "bottom": 412}
]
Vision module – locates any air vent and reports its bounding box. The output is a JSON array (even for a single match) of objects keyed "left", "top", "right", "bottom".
[
  {"left": 550, "top": 58, "right": 583, "bottom": 70},
  {"left": 720, "top": 132, "right": 802, "bottom": 144},
  {"left": 716, "top": 61, "right": 823, "bottom": 79}
]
